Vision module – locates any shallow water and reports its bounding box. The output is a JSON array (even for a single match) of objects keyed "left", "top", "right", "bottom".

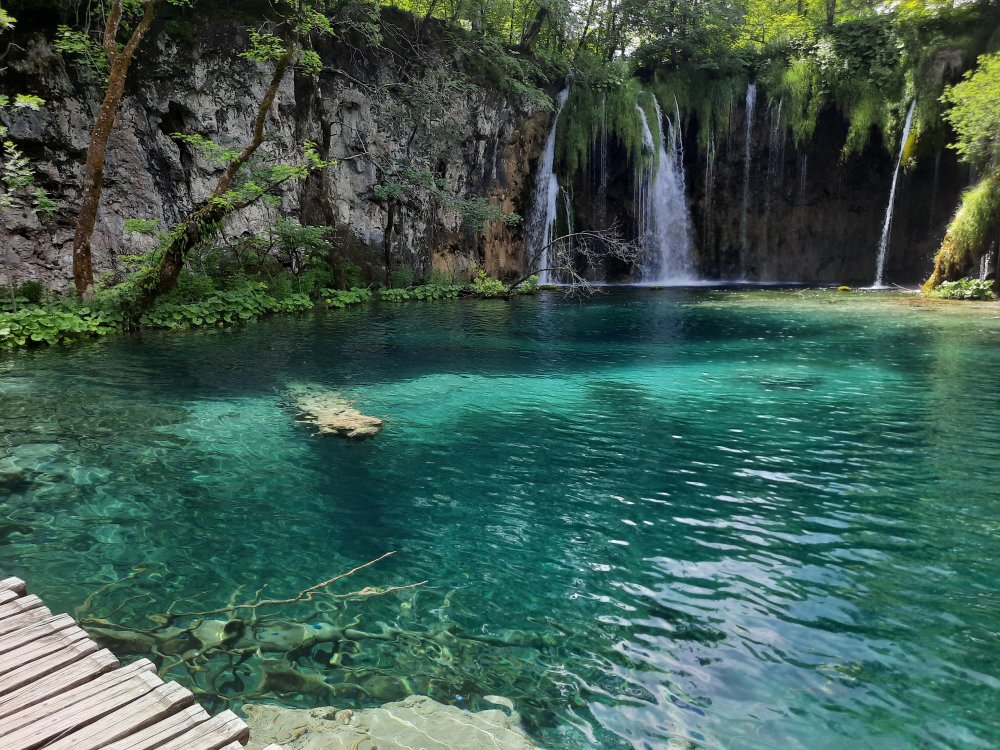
[{"left": 2, "top": 289, "right": 999, "bottom": 749}]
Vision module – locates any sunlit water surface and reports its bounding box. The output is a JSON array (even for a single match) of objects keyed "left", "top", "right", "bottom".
[{"left": 2, "top": 289, "right": 999, "bottom": 749}]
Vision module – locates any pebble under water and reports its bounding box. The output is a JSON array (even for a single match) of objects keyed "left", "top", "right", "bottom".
[{"left": 1, "top": 289, "right": 998, "bottom": 749}]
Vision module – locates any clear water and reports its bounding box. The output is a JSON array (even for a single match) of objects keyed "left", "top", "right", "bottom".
[{"left": 2, "top": 289, "right": 999, "bottom": 750}]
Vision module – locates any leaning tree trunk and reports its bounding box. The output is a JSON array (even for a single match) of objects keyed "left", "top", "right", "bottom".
[
  {"left": 130, "top": 46, "right": 296, "bottom": 315},
  {"left": 72, "top": 0, "right": 161, "bottom": 300}
]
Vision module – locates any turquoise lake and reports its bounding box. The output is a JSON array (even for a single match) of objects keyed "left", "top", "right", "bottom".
[{"left": 1, "top": 289, "right": 999, "bottom": 749}]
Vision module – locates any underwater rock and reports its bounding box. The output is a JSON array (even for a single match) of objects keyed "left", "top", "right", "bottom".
[
  {"left": 289, "top": 386, "right": 383, "bottom": 440},
  {"left": 244, "top": 694, "right": 541, "bottom": 750}
]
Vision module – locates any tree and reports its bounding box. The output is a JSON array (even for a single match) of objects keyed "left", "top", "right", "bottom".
[
  {"left": 58, "top": 0, "right": 191, "bottom": 300},
  {"left": 123, "top": 0, "right": 337, "bottom": 317},
  {"left": 511, "top": 224, "right": 641, "bottom": 293}
]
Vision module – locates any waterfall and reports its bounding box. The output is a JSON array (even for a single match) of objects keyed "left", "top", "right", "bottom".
[
  {"left": 981, "top": 249, "right": 995, "bottom": 281},
  {"left": 526, "top": 87, "right": 570, "bottom": 284},
  {"left": 873, "top": 100, "right": 916, "bottom": 288},
  {"left": 634, "top": 99, "right": 696, "bottom": 283},
  {"left": 597, "top": 94, "right": 609, "bottom": 225},
  {"left": 739, "top": 82, "right": 758, "bottom": 271},
  {"left": 562, "top": 187, "right": 574, "bottom": 260}
]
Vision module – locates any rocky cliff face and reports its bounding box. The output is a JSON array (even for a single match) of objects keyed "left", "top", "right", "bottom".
[
  {"left": 690, "top": 104, "right": 966, "bottom": 285},
  {"left": 0, "top": 16, "right": 547, "bottom": 290}
]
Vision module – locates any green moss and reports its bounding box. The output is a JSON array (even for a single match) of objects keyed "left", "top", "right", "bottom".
[{"left": 925, "top": 174, "right": 1000, "bottom": 289}]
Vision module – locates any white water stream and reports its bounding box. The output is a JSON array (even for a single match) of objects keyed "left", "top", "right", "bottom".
[
  {"left": 873, "top": 101, "right": 916, "bottom": 288},
  {"left": 634, "top": 99, "right": 696, "bottom": 283},
  {"left": 525, "top": 88, "right": 570, "bottom": 284}
]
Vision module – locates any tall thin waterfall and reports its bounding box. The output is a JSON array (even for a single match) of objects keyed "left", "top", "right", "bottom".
[
  {"left": 740, "top": 82, "right": 758, "bottom": 268},
  {"left": 596, "top": 94, "right": 609, "bottom": 225},
  {"left": 634, "top": 99, "right": 696, "bottom": 283},
  {"left": 873, "top": 100, "right": 916, "bottom": 288},
  {"left": 526, "top": 88, "right": 570, "bottom": 284}
]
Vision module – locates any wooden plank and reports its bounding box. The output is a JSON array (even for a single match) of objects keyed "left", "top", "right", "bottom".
[
  {"left": 0, "top": 668, "right": 163, "bottom": 750},
  {"left": 0, "top": 648, "right": 118, "bottom": 720},
  {"left": 0, "top": 603, "right": 52, "bottom": 638},
  {"left": 260, "top": 745, "right": 285, "bottom": 749},
  {"left": 0, "top": 595, "right": 45, "bottom": 622},
  {"left": 151, "top": 709, "right": 250, "bottom": 750},
  {"left": 0, "top": 613, "right": 75, "bottom": 656},
  {"left": 2, "top": 658, "right": 156, "bottom": 735},
  {"left": 0, "top": 634, "right": 98, "bottom": 696},
  {"left": 0, "top": 589, "right": 18, "bottom": 607},
  {"left": 0, "top": 625, "right": 91, "bottom": 677},
  {"left": 0, "top": 577, "right": 27, "bottom": 596},
  {"left": 101, "top": 703, "right": 212, "bottom": 750},
  {"left": 43, "top": 680, "right": 194, "bottom": 750}
]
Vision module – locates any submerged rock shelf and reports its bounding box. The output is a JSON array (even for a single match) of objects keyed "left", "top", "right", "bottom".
[{"left": 245, "top": 696, "right": 539, "bottom": 750}]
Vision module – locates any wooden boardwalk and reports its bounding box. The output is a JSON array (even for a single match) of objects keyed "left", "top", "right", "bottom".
[{"left": 0, "top": 576, "right": 281, "bottom": 750}]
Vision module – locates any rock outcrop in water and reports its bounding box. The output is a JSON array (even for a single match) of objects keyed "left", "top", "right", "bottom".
[
  {"left": 290, "top": 386, "right": 383, "bottom": 439},
  {"left": 244, "top": 696, "right": 540, "bottom": 750}
]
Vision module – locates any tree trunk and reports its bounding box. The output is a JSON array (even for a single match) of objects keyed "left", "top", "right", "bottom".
[
  {"left": 72, "top": 0, "right": 161, "bottom": 300},
  {"left": 383, "top": 199, "right": 395, "bottom": 285},
  {"left": 131, "top": 45, "right": 296, "bottom": 314},
  {"left": 518, "top": 7, "right": 549, "bottom": 51}
]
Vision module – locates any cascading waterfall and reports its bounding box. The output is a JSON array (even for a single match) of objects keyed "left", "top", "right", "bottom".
[
  {"left": 597, "top": 94, "right": 609, "bottom": 225},
  {"left": 634, "top": 99, "right": 696, "bottom": 283},
  {"left": 739, "top": 82, "right": 758, "bottom": 272},
  {"left": 873, "top": 100, "right": 916, "bottom": 288},
  {"left": 526, "top": 87, "right": 570, "bottom": 284},
  {"left": 561, "top": 187, "right": 574, "bottom": 260}
]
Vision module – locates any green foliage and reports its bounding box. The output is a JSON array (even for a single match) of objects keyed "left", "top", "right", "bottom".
[
  {"left": 390, "top": 266, "right": 414, "bottom": 289},
  {"left": 926, "top": 174, "right": 1000, "bottom": 288},
  {"left": 341, "top": 265, "right": 363, "bottom": 289},
  {"left": 319, "top": 287, "right": 372, "bottom": 308},
  {"left": 925, "top": 278, "right": 995, "bottom": 300},
  {"left": 471, "top": 270, "right": 506, "bottom": 297},
  {"left": 377, "top": 283, "right": 464, "bottom": 302},
  {"left": 137, "top": 285, "right": 314, "bottom": 329},
  {"left": 16, "top": 280, "right": 44, "bottom": 304},
  {"left": 942, "top": 52, "right": 1000, "bottom": 168},
  {"left": 54, "top": 25, "right": 109, "bottom": 81},
  {"left": 0, "top": 305, "right": 117, "bottom": 349},
  {"left": 124, "top": 218, "right": 160, "bottom": 235}
]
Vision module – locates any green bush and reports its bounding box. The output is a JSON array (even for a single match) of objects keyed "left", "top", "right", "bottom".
[
  {"left": 138, "top": 286, "right": 314, "bottom": 330},
  {"left": 925, "top": 277, "right": 995, "bottom": 300},
  {"left": 471, "top": 271, "right": 507, "bottom": 298},
  {"left": 411, "top": 284, "right": 464, "bottom": 300},
  {"left": 341, "top": 265, "right": 363, "bottom": 289},
  {"left": 0, "top": 306, "right": 117, "bottom": 349},
  {"left": 390, "top": 266, "right": 415, "bottom": 289},
  {"left": 318, "top": 287, "right": 372, "bottom": 309},
  {"left": 16, "top": 281, "right": 45, "bottom": 305},
  {"left": 378, "top": 287, "right": 412, "bottom": 303}
]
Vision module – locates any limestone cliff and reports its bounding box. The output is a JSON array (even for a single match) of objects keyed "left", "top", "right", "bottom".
[{"left": 0, "top": 13, "right": 548, "bottom": 290}]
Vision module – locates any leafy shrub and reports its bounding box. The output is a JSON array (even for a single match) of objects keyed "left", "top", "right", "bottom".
[
  {"left": 168, "top": 272, "right": 216, "bottom": 303},
  {"left": 0, "top": 306, "right": 117, "bottom": 349},
  {"left": 926, "top": 277, "right": 995, "bottom": 300},
  {"left": 341, "top": 265, "right": 363, "bottom": 289},
  {"left": 318, "top": 288, "right": 372, "bottom": 309},
  {"left": 16, "top": 281, "right": 45, "bottom": 305},
  {"left": 378, "top": 287, "right": 412, "bottom": 303},
  {"left": 512, "top": 275, "right": 540, "bottom": 294},
  {"left": 391, "top": 267, "right": 415, "bottom": 289},
  {"left": 411, "top": 284, "right": 464, "bottom": 300},
  {"left": 471, "top": 271, "right": 507, "bottom": 298},
  {"left": 138, "top": 286, "right": 314, "bottom": 330}
]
